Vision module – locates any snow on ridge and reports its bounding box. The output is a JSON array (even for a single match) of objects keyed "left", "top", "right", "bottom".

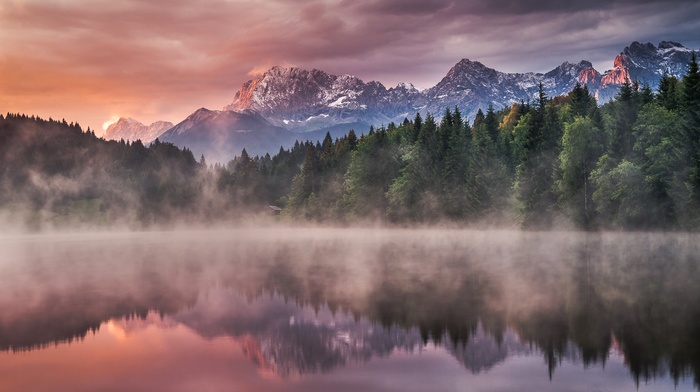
[
  {"left": 328, "top": 96, "right": 347, "bottom": 108},
  {"left": 305, "top": 114, "right": 330, "bottom": 122}
]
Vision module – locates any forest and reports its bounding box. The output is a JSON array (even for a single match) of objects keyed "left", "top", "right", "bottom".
[{"left": 1, "top": 55, "right": 699, "bottom": 230}]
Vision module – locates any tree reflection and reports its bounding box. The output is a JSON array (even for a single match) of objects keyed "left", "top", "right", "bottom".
[{"left": 1, "top": 230, "right": 699, "bottom": 387}]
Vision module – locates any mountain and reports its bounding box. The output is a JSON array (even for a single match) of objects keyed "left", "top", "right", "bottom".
[
  {"left": 225, "top": 41, "right": 696, "bottom": 125},
  {"left": 132, "top": 40, "right": 696, "bottom": 162},
  {"left": 159, "top": 108, "right": 285, "bottom": 162},
  {"left": 422, "top": 59, "right": 603, "bottom": 117},
  {"left": 597, "top": 40, "right": 695, "bottom": 101},
  {"left": 158, "top": 108, "right": 329, "bottom": 163},
  {"left": 223, "top": 66, "right": 417, "bottom": 133},
  {"left": 104, "top": 117, "right": 173, "bottom": 143}
]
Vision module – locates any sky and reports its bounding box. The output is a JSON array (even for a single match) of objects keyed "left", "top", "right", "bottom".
[{"left": 1, "top": 0, "right": 699, "bottom": 134}]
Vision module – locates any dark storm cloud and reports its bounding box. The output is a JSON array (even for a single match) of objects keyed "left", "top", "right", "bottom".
[
  {"left": 1, "top": 0, "right": 698, "bottom": 132},
  {"left": 346, "top": 0, "right": 698, "bottom": 16}
]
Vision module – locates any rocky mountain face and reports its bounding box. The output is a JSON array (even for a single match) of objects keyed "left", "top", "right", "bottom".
[
  {"left": 224, "top": 66, "right": 418, "bottom": 134},
  {"left": 603, "top": 41, "right": 693, "bottom": 86},
  {"left": 224, "top": 41, "right": 695, "bottom": 128},
  {"left": 422, "top": 59, "right": 603, "bottom": 117},
  {"left": 596, "top": 40, "right": 694, "bottom": 101},
  {"left": 104, "top": 118, "right": 173, "bottom": 143}
]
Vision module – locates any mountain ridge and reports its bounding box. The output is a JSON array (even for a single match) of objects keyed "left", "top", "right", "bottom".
[
  {"left": 223, "top": 40, "right": 695, "bottom": 133},
  {"left": 113, "top": 40, "right": 697, "bottom": 161}
]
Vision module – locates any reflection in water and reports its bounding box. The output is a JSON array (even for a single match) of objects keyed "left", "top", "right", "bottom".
[
  {"left": 0, "top": 229, "right": 699, "bottom": 391},
  {"left": 173, "top": 289, "right": 425, "bottom": 377}
]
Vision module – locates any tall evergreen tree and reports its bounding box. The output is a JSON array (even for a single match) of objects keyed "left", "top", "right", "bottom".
[
  {"left": 514, "top": 85, "right": 563, "bottom": 228},
  {"left": 557, "top": 117, "right": 605, "bottom": 228},
  {"left": 610, "top": 79, "right": 639, "bottom": 161},
  {"left": 465, "top": 116, "right": 509, "bottom": 221},
  {"left": 633, "top": 103, "right": 685, "bottom": 227},
  {"left": 342, "top": 130, "right": 400, "bottom": 217},
  {"left": 442, "top": 116, "right": 470, "bottom": 218},
  {"left": 683, "top": 52, "right": 700, "bottom": 215},
  {"left": 569, "top": 83, "right": 597, "bottom": 118},
  {"left": 657, "top": 73, "right": 680, "bottom": 111},
  {"left": 484, "top": 105, "right": 499, "bottom": 144}
]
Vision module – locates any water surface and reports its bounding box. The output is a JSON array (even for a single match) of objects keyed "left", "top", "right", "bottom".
[{"left": 1, "top": 228, "right": 698, "bottom": 391}]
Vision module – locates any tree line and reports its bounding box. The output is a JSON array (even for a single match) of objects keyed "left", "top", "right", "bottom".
[
  {"left": 1, "top": 54, "right": 699, "bottom": 230},
  {"left": 273, "top": 54, "right": 700, "bottom": 230}
]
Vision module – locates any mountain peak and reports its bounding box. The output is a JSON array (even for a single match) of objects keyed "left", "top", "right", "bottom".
[
  {"left": 659, "top": 41, "right": 684, "bottom": 50},
  {"left": 266, "top": 65, "right": 297, "bottom": 77},
  {"left": 443, "top": 59, "right": 495, "bottom": 81},
  {"left": 116, "top": 117, "right": 142, "bottom": 125},
  {"left": 105, "top": 117, "right": 172, "bottom": 143},
  {"left": 394, "top": 82, "right": 419, "bottom": 91},
  {"left": 551, "top": 60, "right": 594, "bottom": 71},
  {"left": 223, "top": 64, "right": 396, "bottom": 131},
  {"left": 193, "top": 107, "right": 214, "bottom": 115},
  {"left": 578, "top": 60, "right": 594, "bottom": 68},
  {"left": 453, "top": 58, "right": 488, "bottom": 70}
]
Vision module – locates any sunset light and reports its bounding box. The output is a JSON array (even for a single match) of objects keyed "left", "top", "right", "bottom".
[
  {"left": 3, "top": 1, "right": 700, "bottom": 391},
  {"left": 1, "top": 0, "right": 698, "bottom": 132},
  {"left": 102, "top": 116, "right": 120, "bottom": 131}
]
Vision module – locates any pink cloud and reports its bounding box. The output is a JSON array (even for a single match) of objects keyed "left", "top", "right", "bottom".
[{"left": 1, "top": 0, "right": 698, "bottom": 131}]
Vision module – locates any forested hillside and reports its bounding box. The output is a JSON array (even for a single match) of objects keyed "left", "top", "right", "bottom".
[
  {"left": 276, "top": 54, "right": 700, "bottom": 230},
  {"left": 2, "top": 55, "right": 699, "bottom": 230}
]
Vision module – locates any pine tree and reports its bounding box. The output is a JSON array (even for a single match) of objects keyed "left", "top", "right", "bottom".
[
  {"left": 682, "top": 52, "right": 700, "bottom": 216},
  {"left": 442, "top": 114, "right": 470, "bottom": 218},
  {"left": 484, "top": 105, "right": 499, "bottom": 144},
  {"left": 569, "top": 83, "right": 596, "bottom": 118},
  {"left": 410, "top": 113, "right": 423, "bottom": 143},
  {"left": 472, "top": 109, "right": 485, "bottom": 131},
  {"left": 610, "top": 79, "right": 639, "bottom": 161},
  {"left": 514, "top": 84, "right": 563, "bottom": 229},
  {"left": 465, "top": 115, "right": 509, "bottom": 221},
  {"left": 657, "top": 73, "right": 680, "bottom": 111},
  {"left": 633, "top": 103, "right": 685, "bottom": 227},
  {"left": 557, "top": 117, "right": 605, "bottom": 228}
]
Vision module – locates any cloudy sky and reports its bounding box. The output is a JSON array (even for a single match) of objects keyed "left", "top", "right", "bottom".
[{"left": 1, "top": 0, "right": 699, "bottom": 133}]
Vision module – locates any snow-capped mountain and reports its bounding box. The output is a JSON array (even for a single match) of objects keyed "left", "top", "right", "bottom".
[
  {"left": 224, "top": 66, "right": 419, "bottom": 133},
  {"left": 602, "top": 41, "right": 693, "bottom": 87},
  {"left": 225, "top": 41, "right": 696, "bottom": 127},
  {"left": 597, "top": 40, "right": 695, "bottom": 101},
  {"left": 104, "top": 118, "right": 173, "bottom": 143},
  {"left": 422, "top": 58, "right": 604, "bottom": 117}
]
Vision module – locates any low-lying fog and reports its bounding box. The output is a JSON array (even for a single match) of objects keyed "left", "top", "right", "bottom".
[{"left": 1, "top": 228, "right": 699, "bottom": 391}]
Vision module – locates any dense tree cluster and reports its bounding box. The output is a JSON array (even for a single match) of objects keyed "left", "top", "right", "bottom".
[
  {"left": 2, "top": 54, "right": 700, "bottom": 230},
  {"left": 278, "top": 54, "right": 700, "bottom": 230},
  {"left": 0, "top": 115, "right": 207, "bottom": 226}
]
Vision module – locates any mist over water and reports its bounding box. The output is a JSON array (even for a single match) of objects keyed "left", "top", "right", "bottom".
[{"left": 1, "top": 228, "right": 699, "bottom": 391}]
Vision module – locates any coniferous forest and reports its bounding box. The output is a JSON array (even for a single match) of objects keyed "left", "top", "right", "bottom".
[{"left": 2, "top": 55, "right": 700, "bottom": 230}]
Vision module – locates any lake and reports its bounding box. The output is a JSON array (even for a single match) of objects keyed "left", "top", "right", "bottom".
[{"left": 1, "top": 228, "right": 698, "bottom": 391}]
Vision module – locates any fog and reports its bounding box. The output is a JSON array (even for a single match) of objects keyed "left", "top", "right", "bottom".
[{"left": 1, "top": 227, "right": 699, "bottom": 390}]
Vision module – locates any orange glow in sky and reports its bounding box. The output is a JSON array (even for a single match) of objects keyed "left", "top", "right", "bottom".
[{"left": 1, "top": 0, "right": 698, "bottom": 134}]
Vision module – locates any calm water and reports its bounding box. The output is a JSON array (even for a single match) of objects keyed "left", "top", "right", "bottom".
[{"left": 0, "top": 228, "right": 698, "bottom": 391}]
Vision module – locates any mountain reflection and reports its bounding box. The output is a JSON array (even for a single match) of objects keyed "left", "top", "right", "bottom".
[{"left": 1, "top": 229, "right": 699, "bottom": 387}]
